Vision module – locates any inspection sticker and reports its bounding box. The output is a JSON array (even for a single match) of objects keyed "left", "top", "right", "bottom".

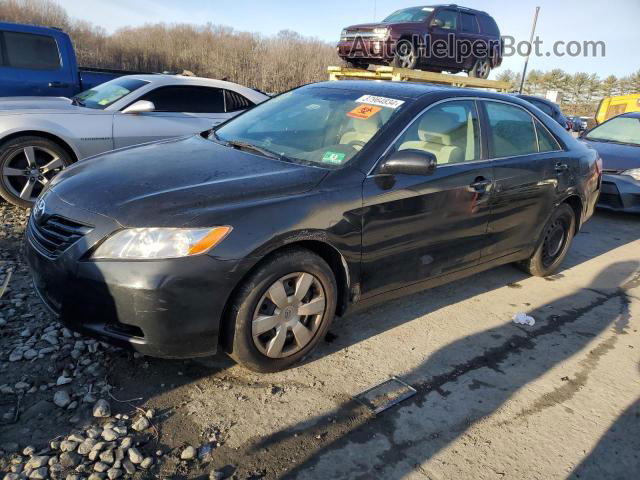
[
  {"left": 322, "top": 151, "right": 346, "bottom": 165},
  {"left": 347, "top": 104, "right": 382, "bottom": 119},
  {"left": 355, "top": 95, "right": 405, "bottom": 109}
]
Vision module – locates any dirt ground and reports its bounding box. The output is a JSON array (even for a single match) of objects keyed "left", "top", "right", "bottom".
[{"left": 1, "top": 203, "right": 639, "bottom": 480}]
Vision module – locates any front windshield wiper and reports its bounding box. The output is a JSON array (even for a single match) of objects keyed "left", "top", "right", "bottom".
[
  {"left": 226, "top": 139, "right": 289, "bottom": 162},
  {"left": 70, "top": 97, "right": 85, "bottom": 107}
]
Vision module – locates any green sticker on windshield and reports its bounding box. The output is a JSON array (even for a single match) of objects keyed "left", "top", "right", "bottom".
[{"left": 322, "top": 151, "right": 346, "bottom": 165}]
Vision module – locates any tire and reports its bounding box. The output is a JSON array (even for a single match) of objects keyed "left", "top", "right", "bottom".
[
  {"left": 469, "top": 57, "right": 491, "bottom": 79},
  {"left": 517, "top": 203, "right": 576, "bottom": 277},
  {"left": 345, "top": 60, "right": 367, "bottom": 70},
  {"left": 0, "top": 136, "right": 72, "bottom": 208},
  {"left": 391, "top": 40, "right": 418, "bottom": 69},
  {"left": 224, "top": 247, "right": 337, "bottom": 372}
]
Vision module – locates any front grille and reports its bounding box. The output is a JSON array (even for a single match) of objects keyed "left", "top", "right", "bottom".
[
  {"left": 28, "top": 215, "right": 92, "bottom": 258},
  {"left": 599, "top": 193, "right": 624, "bottom": 209}
]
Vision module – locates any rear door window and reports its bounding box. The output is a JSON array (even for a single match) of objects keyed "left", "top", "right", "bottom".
[
  {"left": 485, "top": 101, "right": 538, "bottom": 158},
  {"left": 2, "top": 31, "right": 61, "bottom": 70},
  {"left": 460, "top": 13, "right": 480, "bottom": 33},
  {"left": 535, "top": 121, "right": 561, "bottom": 152},
  {"left": 141, "top": 86, "right": 225, "bottom": 113},
  {"left": 431, "top": 10, "right": 458, "bottom": 30}
]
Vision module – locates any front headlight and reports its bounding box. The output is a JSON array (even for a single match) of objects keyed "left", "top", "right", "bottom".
[
  {"left": 622, "top": 168, "right": 640, "bottom": 181},
  {"left": 92, "top": 226, "right": 232, "bottom": 260},
  {"left": 373, "top": 27, "right": 389, "bottom": 38},
  {"left": 340, "top": 29, "right": 348, "bottom": 41}
]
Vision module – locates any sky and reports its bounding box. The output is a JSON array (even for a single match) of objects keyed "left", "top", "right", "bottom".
[{"left": 57, "top": 0, "right": 640, "bottom": 78}]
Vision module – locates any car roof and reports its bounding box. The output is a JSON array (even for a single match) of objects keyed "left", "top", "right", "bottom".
[
  {"left": 307, "top": 80, "right": 524, "bottom": 103},
  {"left": 619, "top": 112, "right": 640, "bottom": 119},
  {"left": 514, "top": 94, "right": 558, "bottom": 107},
  {"left": 426, "top": 4, "right": 491, "bottom": 15},
  {"left": 114, "top": 74, "right": 269, "bottom": 102}
]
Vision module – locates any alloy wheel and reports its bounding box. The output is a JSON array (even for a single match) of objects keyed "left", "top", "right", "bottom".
[
  {"left": 2, "top": 145, "right": 65, "bottom": 203},
  {"left": 397, "top": 42, "right": 416, "bottom": 69},
  {"left": 474, "top": 59, "right": 491, "bottom": 78},
  {"left": 252, "top": 272, "right": 326, "bottom": 359}
]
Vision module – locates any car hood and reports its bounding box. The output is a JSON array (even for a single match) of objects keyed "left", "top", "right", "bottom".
[
  {"left": 580, "top": 139, "right": 640, "bottom": 172},
  {"left": 344, "top": 22, "right": 387, "bottom": 31},
  {"left": 0, "top": 96, "right": 84, "bottom": 114},
  {"left": 49, "top": 135, "right": 329, "bottom": 227}
]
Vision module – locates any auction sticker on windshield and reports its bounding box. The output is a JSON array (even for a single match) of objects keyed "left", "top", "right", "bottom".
[
  {"left": 356, "top": 95, "right": 405, "bottom": 109},
  {"left": 348, "top": 104, "right": 382, "bottom": 119}
]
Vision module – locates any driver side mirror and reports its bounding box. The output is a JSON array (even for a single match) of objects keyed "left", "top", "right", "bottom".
[
  {"left": 379, "top": 149, "right": 437, "bottom": 176},
  {"left": 122, "top": 100, "right": 155, "bottom": 114},
  {"left": 430, "top": 18, "right": 444, "bottom": 28}
]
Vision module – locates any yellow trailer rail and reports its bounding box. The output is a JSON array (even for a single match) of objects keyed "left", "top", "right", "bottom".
[{"left": 328, "top": 65, "right": 512, "bottom": 92}]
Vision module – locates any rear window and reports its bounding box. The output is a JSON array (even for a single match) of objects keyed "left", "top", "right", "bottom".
[
  {"left": 2, "top": 31, "right": 61, "bottom": 70},
  {"left": 460, "top": 13, "right": 480, "bottom": 33},
  {"left": 477, "top": 14, "right": 500, "bottom": 36},
  {"left": 225, "top": 90, "right": 254, "bottom": 113}
]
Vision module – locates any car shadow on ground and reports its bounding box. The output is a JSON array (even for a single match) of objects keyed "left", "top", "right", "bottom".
[{"left": 225, "top": 260, "right": 639, "bottom": 479}]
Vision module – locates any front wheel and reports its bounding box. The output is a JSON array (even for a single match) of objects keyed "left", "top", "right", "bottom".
[
  {"left": 391, "top": 40, "right": 418, "bottom": 69},
  {"left": 517, "top": 203, "right": 576, "bottom": 277},
  {"left": 224, "top": 247, "right": 337, "bottom": 372},
  {"left": 0, "top": 136, "right": 72, "bottom": 208}
]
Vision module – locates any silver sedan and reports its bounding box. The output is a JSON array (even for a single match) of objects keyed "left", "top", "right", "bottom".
[{"left": 0, "top": 74, "right": 269, "bottom": 207}]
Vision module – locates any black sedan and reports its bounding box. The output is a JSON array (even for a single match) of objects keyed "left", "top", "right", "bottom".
[
  {"left": 580, "top": 112, "right": 640, "bottom": 213},
  {"left": 25, "top": 81, "right": 601, "bottom": 372}
]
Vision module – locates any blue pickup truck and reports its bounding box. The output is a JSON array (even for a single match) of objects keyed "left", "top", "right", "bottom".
[{"left": 0, "top": 22, "right": 145, "bottom": 97}]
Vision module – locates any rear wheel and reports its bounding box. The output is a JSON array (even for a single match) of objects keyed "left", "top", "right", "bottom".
[
  {"left": 0, "top": 136, "right": 72, "bottom": 208},
  {"left": 517, "top": 203, "right": 576, "bottom": 277},
  {"left": 225, "top": 247, "right": 337, "bottom": 372},
  {"left": 469, "top": 57, "right": 491, "bottom": 79},
  {"left": 391, "top": 40, "right": 418, "bottom": 69}
]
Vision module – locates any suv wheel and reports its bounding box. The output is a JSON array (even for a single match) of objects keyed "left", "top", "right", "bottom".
[
  {"left": 0, "top": 136, "right": 72, "bottom": 208},
  {"left": 225, "top": 247, "right": 337, "bottom": 372},
  {"left": 517, "top": 203, "right": 576, "bottom": 277},
  {"left": 391, "top": 40, "right": 418, "bottom": 69},
  {"left": 469, "top": 57, "right": 491, "bottom": 79}
]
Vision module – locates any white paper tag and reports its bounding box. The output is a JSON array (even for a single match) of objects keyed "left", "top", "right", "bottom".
[{"left": 355, "top": 95, "right": 405, "bottom": 109}]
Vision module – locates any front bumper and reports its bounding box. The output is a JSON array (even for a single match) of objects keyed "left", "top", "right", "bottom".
[
  {"left": 337, "top": 38, "right": 395, "bottom": 61},
  {"left": 598, "top": 174, "right": 640, "bottom": 213},
  {"left": 24, "top": 192, "right": 250, "bottom": 358}
]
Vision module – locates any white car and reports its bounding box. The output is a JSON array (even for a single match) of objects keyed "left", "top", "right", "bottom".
[{"left": 0, "top": 74, "right": 269, "bottom": 207}]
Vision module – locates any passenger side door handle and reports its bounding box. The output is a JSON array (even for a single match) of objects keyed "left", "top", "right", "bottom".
[
  {"left": 555, "top": 162, "right": 569, "bottom": 173},
  {"left": 48, "top": 81, "right": 70, "bottom": 88},
  {"left": 468, "top": 177, "right": 492, "bottom": 193}
]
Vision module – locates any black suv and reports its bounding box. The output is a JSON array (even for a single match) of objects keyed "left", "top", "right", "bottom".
[{"left": 337, "top": 5, "right": 503, "bottom": 78}]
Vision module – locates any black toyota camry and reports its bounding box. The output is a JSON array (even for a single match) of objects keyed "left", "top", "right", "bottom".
[{"left": 25, "top": 81, "right": 602, "bottom": 372}]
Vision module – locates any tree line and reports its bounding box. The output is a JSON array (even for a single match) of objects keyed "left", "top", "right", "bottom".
[
  {"left": 496, "top": 68, "right": 640, "bottom": 117},
  {"left": 2, "top": 0, "right": 639, "bottom": 116}
]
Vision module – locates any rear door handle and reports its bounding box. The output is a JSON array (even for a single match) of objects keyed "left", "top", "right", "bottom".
[
  {"left": 555, "top": 162, "right": 569, "bottom": 173},
  {"left": 468, "top": 177, "right": 492, "bottom": 193},
  {"left": 48, "top": 81, "right": 70, "bottom": 88}
]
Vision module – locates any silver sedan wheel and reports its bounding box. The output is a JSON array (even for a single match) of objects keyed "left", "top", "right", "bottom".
[
  {"left": 252, "top": 272, "right": 326, "bottom": 359},
  {"left": 2, "top": 146, "right": 65, "bottom": 203}
]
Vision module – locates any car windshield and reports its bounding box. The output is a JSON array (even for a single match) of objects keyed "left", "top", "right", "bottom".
[
  {"left": 383, "top": 6, "right": 434, "bottom": 23},
  {"left": 72, "top": 78, "right": 149, "bottom": 110},
  {"left": 585, "top": 116, "right": 640, "bottom": 146},
  {"left": 212, "top": 87, "right": 409, "bottom": 168}
]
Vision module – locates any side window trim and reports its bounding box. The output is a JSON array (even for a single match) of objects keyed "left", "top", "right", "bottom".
[{"left": 0, "top": 32, "right": 6, "bottom": 66}]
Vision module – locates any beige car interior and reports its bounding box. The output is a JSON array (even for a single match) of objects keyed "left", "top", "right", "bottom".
[
  {"left": 339, "top": 116, "right": 380, "bottom": 149},
  {"left": 398, "top": 109, "right": 478, "bottom": 164}
]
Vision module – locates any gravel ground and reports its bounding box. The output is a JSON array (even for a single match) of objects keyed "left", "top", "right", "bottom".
[{"left": 1, "top": 202, "right": 639, "bottom": 480}]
